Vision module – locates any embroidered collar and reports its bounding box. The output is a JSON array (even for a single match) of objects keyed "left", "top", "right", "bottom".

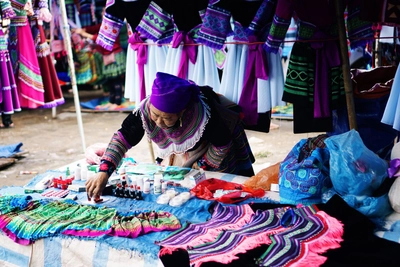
[{"left": 139, "top": 95, "right": 210, "bottom": 158}]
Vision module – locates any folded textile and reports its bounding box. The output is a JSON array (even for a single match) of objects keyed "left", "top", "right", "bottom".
[{"left": 0, "top": 143, "right": 23, "bottom": 158}]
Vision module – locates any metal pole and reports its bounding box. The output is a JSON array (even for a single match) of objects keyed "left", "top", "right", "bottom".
[
  {"left": 58, "top": 0, "right": 87, "bottom": 152},
  {"left": 334, "top": 0, "right": 358, "bottom": 130}
]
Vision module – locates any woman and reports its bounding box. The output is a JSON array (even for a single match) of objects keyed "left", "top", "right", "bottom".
[{"left": 86, "top": 72, "right": 255, "bottom": 199}]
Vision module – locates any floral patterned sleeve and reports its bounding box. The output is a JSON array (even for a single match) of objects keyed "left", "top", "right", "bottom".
[{"left": 1, "top": 0, "right": 16, "bottom": 19}]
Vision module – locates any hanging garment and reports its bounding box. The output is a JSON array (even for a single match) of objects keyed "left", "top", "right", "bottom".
[
  {"left": 125, "top": 4, "right": 171, "bottom": 105},
  {"left": 31, "top": 20, "right": 65, "bottom": 108},
  {"left": 8, "top": 12, "right": 44, "bottom": 108},
  {"left": 78, "top": 0, "right": 97, "bottom": 27},
  {"left": 0, "top": 0, "right": 20, "bottom": 115},
  {"left": 382, "top": 65, "right": 400, "bottom": 131},
  {"left": 96, "top": 0, "right": 151, "bottom": 51},
  {"left": 161, "top": 0, "right": 221, "bottom": 91},
  {"left": 208, "top": 0, "right": 284, "bottom": 130},
  {"left": 266, "top": 0, "right": 373, "bottom": 133},
  {"left": 0, "top": 28, "right": 21, "bottom": 115}
]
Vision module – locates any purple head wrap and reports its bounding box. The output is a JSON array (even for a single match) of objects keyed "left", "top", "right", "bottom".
[{"left": 150, "top": 72, "right": 199, "bottom": 113}]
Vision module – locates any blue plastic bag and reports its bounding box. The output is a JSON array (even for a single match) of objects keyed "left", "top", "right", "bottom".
[{"left": 325, "top": 129, "right": 388, "bottom": 196}]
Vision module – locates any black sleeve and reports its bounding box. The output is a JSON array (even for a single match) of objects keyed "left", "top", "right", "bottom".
[
  {"left": 201, "top": 91, "right": 232, "bottom": 147},
  {"left": 119, "top": 111, "right": 146, "bottom": 147}
]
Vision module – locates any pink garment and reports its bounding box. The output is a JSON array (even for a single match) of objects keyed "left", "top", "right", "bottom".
[
  {"left": 171, "top": 31, "right": 197, "bottom": 79},
  {"left": 16, "top": 22, "right": 44, "bottom": 109},
  {"left": 129, "top": 32, "right": 148, "bottom": 101}
]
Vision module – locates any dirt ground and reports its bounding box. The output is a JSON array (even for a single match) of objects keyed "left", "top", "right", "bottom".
[{"left": 0, "top": 88, "right": 314, "bottom": 188}]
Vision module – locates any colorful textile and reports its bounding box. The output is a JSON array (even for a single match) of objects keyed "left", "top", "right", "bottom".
[
  {"left": 188, "top": 207, "right": 286, "bottom": 267},
  {"left": 197, "top": 4, "right": 232, "bottom": 49},
  {"left": 0, "top": 28, "right": 20, "bottom": 115},
  {"left": 9, "top": 21, "right": 44, "bottom": 109},
  {"left": 257, "top": 207, "right": 343, "bottom": 267},
  {"left": 160, "top": 204, "right": 343, "bottom": 267},
  {"left": 10, "top": 0, "right": 28, "bottom": 26},
  {"left": 96, "top": 13, "right": 124, "bottom": 51},
  {"left": 0, "top": 195, "right": 181, "bottom": 244},
  {"left": 32, "top": 21, "right": 65, "bottom": 109},
  {"left": 157, "top": 203, "right": 255, "bottom": 250},
  {"left": 136, "top": 1, "right": 174, "bottom": 44},
  {"left": 1, "top": 0, "right": 16, "bottom": 19}
]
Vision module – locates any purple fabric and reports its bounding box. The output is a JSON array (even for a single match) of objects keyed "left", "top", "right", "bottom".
[
  {"left": 388, "top": 158, "right": 400, "bottom": 178},
  {"left": 171, "top": 31, "right": 197, "bottom": 79},
  {"left": 129, "top": 33, "right": 148, "bottom": 101},
  {"left": 238, "top": 36, "right": 269, "bottom": 126},
  {"left": 310, "top": 31, "right": 341, "bottom": 118},
  {"left": 150, "top": 72, "right": 200, "bottom": 113}
]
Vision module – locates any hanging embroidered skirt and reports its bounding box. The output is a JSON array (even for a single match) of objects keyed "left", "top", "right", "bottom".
[
  {"left": 219, "top": 37, "right": 248, "bottom": 103},
  {"left": 33, "top": 23, "right": 65, "bottom": 108},
  {"left": 10, "top": 23, "right": 44, "bottom": 109},
  {"left": 74, "top": 49, "right": 93, "bottom": 85},
  {"left": 125, "top": 40, "right": 168, "bottom": 104},
  {"left": 102, "top": 50, "right": 127, "bottom": 79},
  {"left": 382, "top": 65, "right": 400, "bottom": 131},
  {"left": 0, "top": 29, "right": 21, "bottom": 115}
]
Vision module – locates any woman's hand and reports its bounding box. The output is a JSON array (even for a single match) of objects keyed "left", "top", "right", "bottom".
[
  {"left": 192, "top": 161, "right": 200, "bottom": 170},
  {"left": 85, "top": 172, "right": 109, "bottom": 199}
]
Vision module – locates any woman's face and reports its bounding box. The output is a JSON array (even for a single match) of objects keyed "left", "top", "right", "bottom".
[{"left": 149, "top": 104, "right": 181, "bottom": 129}]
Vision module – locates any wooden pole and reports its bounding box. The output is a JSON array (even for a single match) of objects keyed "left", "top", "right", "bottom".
[{"left": 334, "top": 0, "right": 358, "bottom": 130}]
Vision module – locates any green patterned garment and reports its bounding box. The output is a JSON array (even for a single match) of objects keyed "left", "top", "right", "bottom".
[{"left": 0, "top": 195, "right": 181, "bottom": 244}]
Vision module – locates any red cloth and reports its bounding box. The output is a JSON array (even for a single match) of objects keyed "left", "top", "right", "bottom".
[
  {"left": 190, "top": 178, "right": 265, "bottom": 204},
  {"left": 84, "top": 24, "right": 122, "bottom": 55}
]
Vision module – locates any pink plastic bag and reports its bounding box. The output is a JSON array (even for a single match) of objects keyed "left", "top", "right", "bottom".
[{"left": 85, "top": 143, "right": 107, "bottom": 165}]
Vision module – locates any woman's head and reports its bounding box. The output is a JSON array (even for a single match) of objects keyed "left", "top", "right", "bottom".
[
  {"left": 149, "top": 103, "right": 183, "bottom": 129},
  {"left": 150, "top": 72, "right": 199, "bottom": 113}
]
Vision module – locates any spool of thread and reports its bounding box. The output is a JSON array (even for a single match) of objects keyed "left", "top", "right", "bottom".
[
  {"left": 143, "top": 181, "right": 151, "bottom": 194},
  {"left": 74, "top": 164, "right": 81, "bottom": 181},
  {"left": 136, "top": 176, "right": 144, "bottom": 192}
]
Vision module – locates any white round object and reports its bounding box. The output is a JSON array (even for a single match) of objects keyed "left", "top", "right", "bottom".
[
  {"left": 165, "top": 189, "right": 177, "bottom": 198},
  {"left": 157, "top": 194, "right": 171, "bottom": 205},
  {"left": 169, "top": 195, "right": 184, "bottom": 207},
  {"left": 180, "top": 192, "right": 191, "bottom": 202}
]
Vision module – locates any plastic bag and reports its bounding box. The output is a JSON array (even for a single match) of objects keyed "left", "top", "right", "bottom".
[
  {"left": 190, "top": 178, "right": 265, "bottom": 204},
  {"left": 325, "top": 129, "right": 388, "bottom": 196},
  {"left": 85, "top": 143, "right": 108, "bottom": 165},
  {"left": 244, "top": 162, "right": 280, "bottom": 191},
  {"left": 279, "top": 136, "right": 331, "bottom": 205},
  {"left": 389, "top": 177, "right": 400, "bottom": 212}
]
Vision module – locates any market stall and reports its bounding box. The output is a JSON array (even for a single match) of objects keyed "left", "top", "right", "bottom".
[{"left": 0, "top": 164, "right": 279, "bottom": 267}]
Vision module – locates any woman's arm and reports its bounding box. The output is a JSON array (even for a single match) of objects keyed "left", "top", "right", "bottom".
[{"left": 86, "top": 111, "right": 145, "bottom": 198}]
